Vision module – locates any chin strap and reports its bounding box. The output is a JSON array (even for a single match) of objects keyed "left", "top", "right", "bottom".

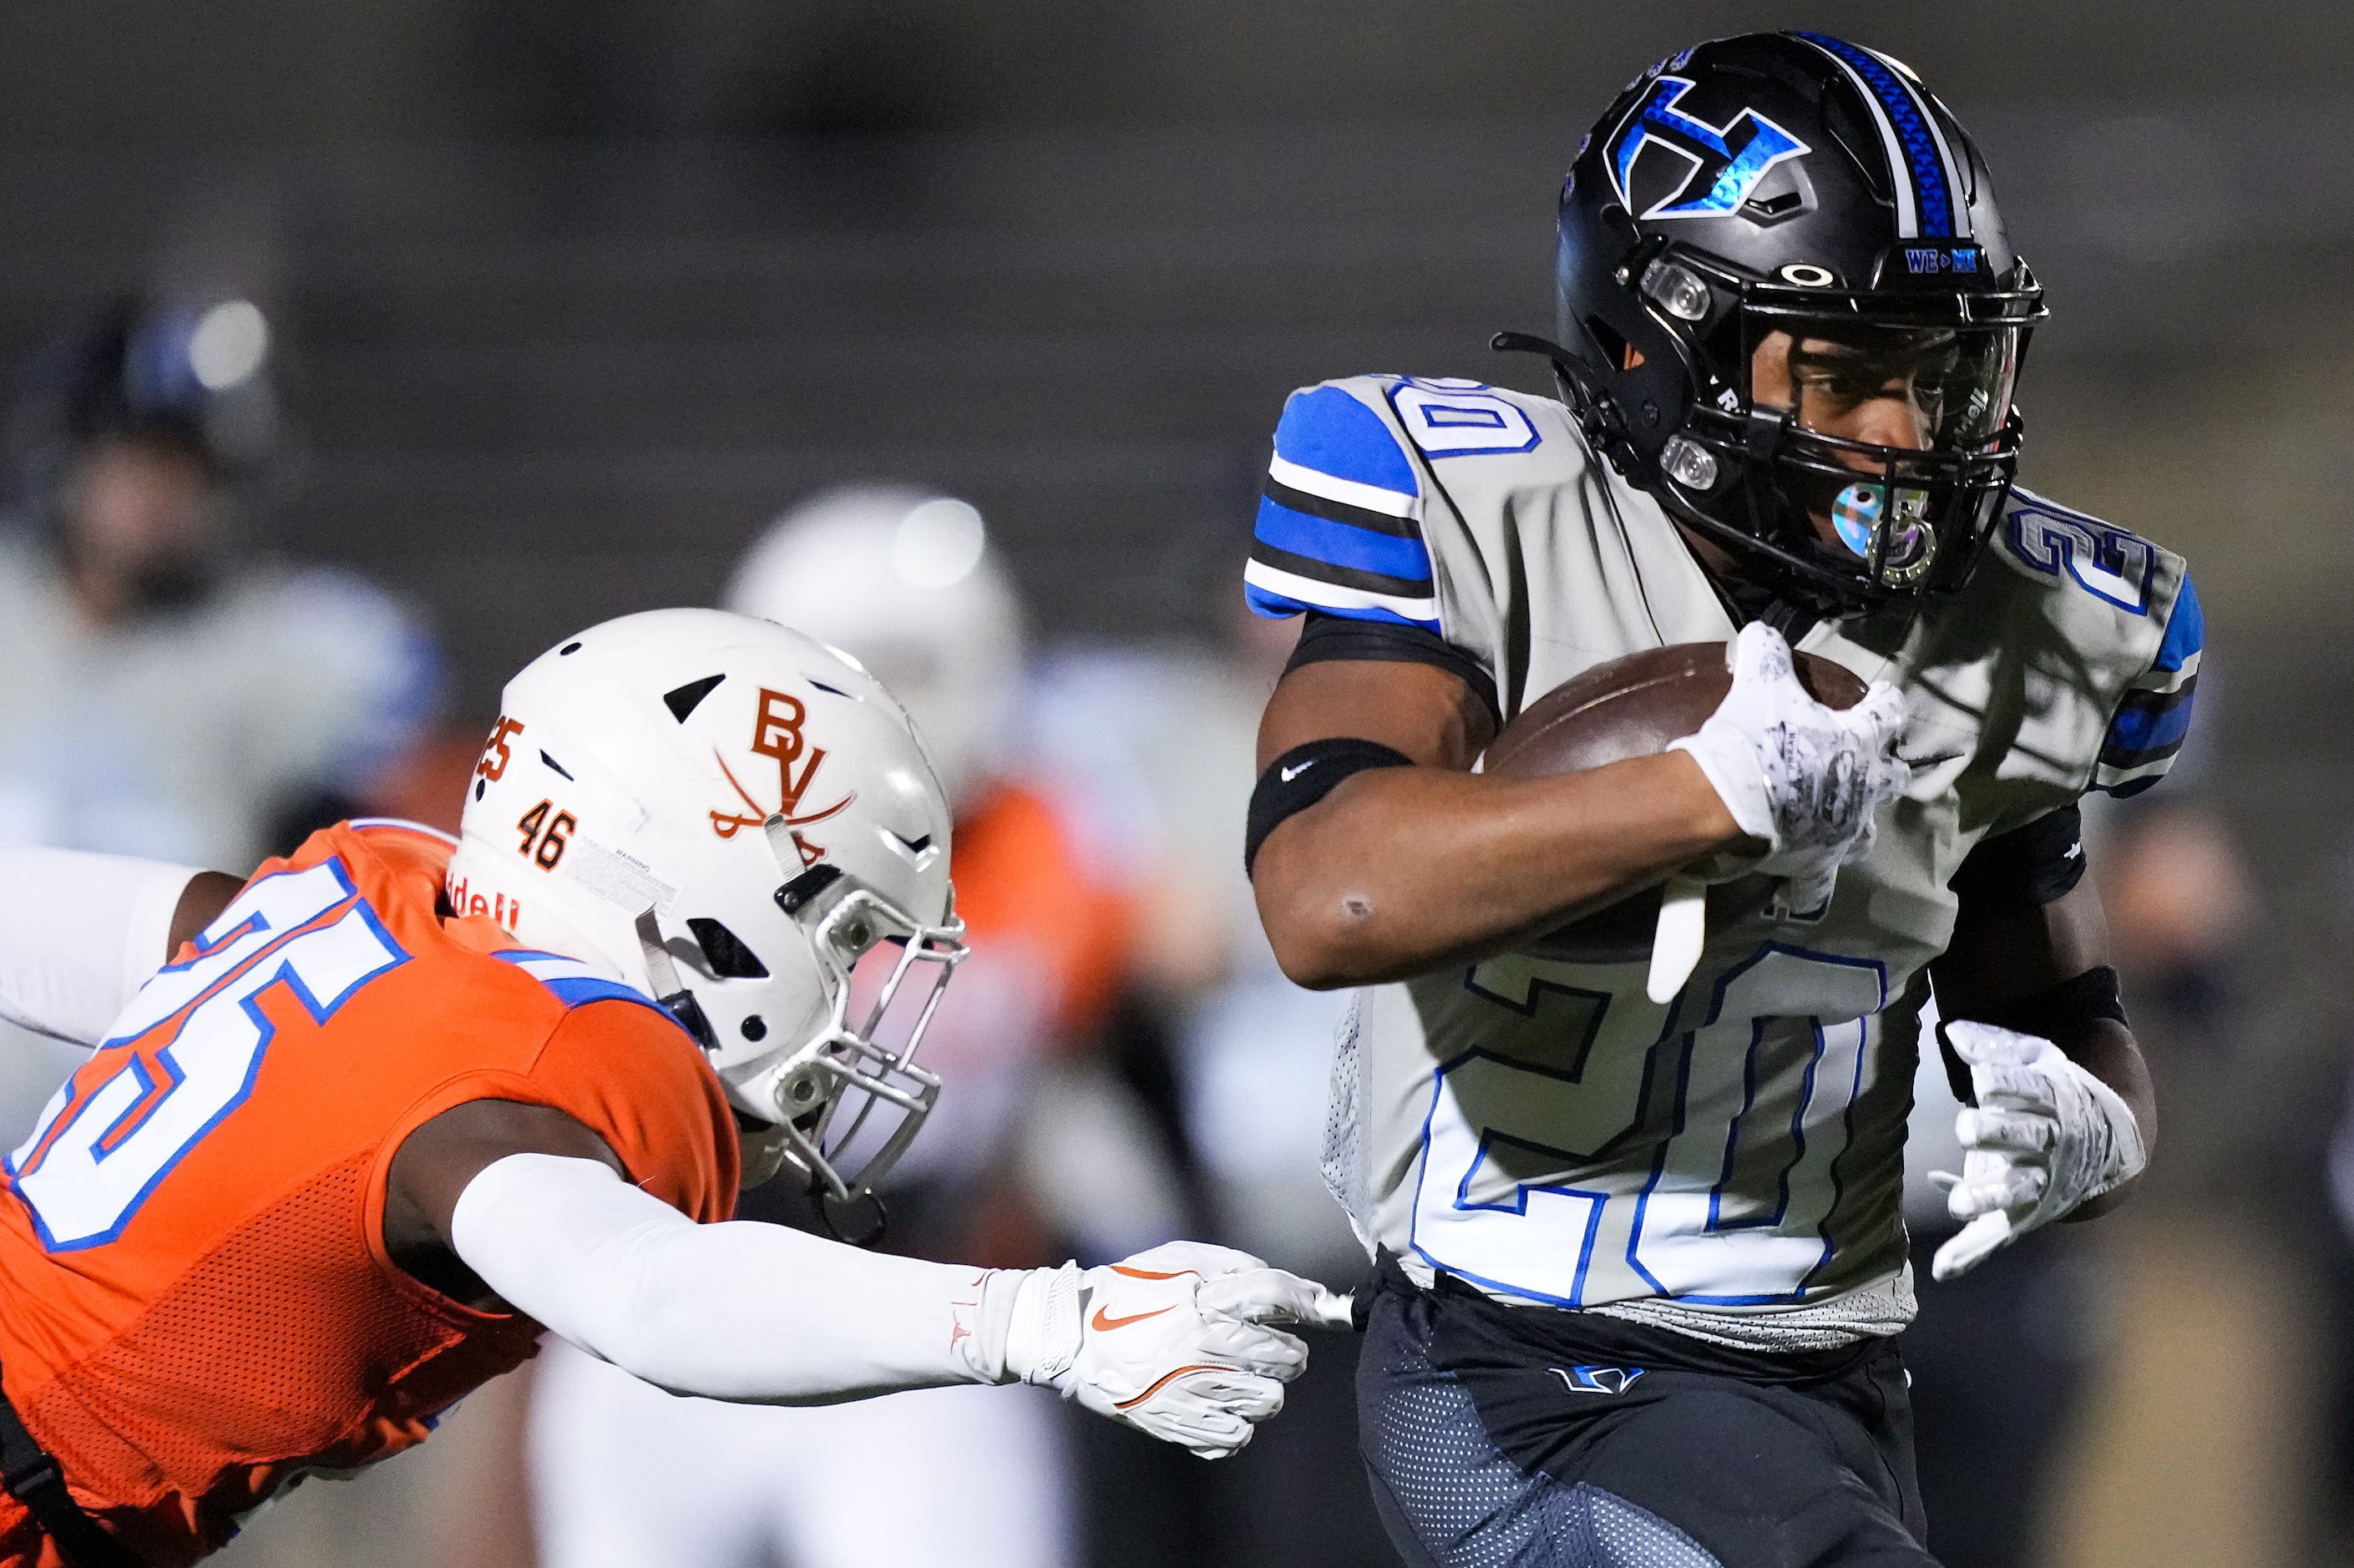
[
  {"left": 633, "top": 910, "right": 716, "bottom": 1050},
  {"left": 1491, "top": 331, "right": 1637, "bottom": 469}
]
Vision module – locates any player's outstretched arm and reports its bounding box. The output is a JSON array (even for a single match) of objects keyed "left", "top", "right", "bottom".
[
  {"left": 1926, "top": 873, "right": 2155, "bottom": 1280},
  {"left": 1253, "top": 622, "right": 1903, "bottom": 988},
  {"left": 0, "top": 848, "right": 240, "bottom": 1044},
  {"left": 388, "top": 1104, "right": 1343, "bottom": 1458}
]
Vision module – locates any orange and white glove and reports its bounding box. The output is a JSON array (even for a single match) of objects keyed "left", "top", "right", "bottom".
[{"left": 994, "top": 1241, "right": 1350, "bottom": 1459}]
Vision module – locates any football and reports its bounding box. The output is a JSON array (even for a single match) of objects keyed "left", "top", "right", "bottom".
[
  {"left": 1484, "top": 642, "right": 1868, "bottom": 778},
  {"left": 1483, "top": 642, "right": 1867, "bottom": 962}
]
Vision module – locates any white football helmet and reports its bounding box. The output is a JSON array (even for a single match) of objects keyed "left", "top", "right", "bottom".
[
  {"left": 446, "top": 608, "right": 966, "bottom": 1198},
  {"left": 722, "top": 486, "right": 1025, "bottom": 811}
]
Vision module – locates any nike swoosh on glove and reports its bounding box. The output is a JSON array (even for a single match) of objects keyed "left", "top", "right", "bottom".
[
  {"left": 1928, "top": 1019, "right": 2148, "bottom": 1282},
  {"left": 1000, "top": 1241, "right": 1346, "bottom": 1459}
]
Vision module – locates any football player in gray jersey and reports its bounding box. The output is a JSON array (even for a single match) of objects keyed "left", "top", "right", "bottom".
[{"left": 1241, "top": 31, "right": 2197, "bottom": 1568}]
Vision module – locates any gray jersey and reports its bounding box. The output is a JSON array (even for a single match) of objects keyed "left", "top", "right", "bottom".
[
  {"left": 1246, "top": 375, "right": 2200, "bottom": 1348},
  {"left": 0, "top": 539, "right": 438, "bottom": 871}
]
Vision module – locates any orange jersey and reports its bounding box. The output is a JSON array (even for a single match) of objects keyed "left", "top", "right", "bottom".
[
  {"left": 0, "top": 822, "right": 737, "bottom": 1565},
  {"left": 949, "top": 782, "right": 1137, "bottom": 1040}
]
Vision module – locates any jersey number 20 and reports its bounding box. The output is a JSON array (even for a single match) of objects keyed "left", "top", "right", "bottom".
[
  {"left": 1412, "top": 943, "right": 1886, "bottom": 1308},
  {"left": 8, "top": 860, "right": 408, "bottom": 1252}
]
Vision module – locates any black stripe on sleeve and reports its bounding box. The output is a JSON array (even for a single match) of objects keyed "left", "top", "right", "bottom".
[
  {"left": 1262, "top": 475, "right": 1423, "bottom": 538},
  {"left": 1248, "top": 539, "right": 1434, "bottom": 601}
]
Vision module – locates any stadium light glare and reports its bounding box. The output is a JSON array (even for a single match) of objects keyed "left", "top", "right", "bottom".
[
  {"left": 189, "top": 301, "right": 269, "bottom": 391},
  {"left": 894, "top": 498, "right": 986, "bottom": 589}
]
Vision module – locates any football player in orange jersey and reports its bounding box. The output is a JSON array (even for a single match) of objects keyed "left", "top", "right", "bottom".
[{"left": 0, "top": 609, "right": 1345, "bottom": 1568}]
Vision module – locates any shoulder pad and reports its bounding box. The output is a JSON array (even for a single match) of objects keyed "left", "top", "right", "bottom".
[
  {"left": 1246, "top": 379, "right": 1436, "bottom": 630},
  {"left": 1992, "top": 488, "right": 2166, "bottom": 615},
  {"left": 2097, "top": 570, "right": 2201, "bottom": 797},
  {"left": 1987, "top": 488, "right": 2202, "bottom": 797}
]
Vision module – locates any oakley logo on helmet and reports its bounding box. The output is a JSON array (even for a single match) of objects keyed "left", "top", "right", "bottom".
[{"left": 1607, "top": 76, "right": 1810, "bottom": 222}]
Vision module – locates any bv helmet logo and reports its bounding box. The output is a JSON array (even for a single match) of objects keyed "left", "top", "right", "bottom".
[
  {"left": 1609, "top": 76, "right": 1810, "bottom": 221},
  {"left": 709, "top": 687, "right": 853, "bottom": 861}
]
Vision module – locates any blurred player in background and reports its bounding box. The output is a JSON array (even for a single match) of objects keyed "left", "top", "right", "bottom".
[
  {"left": 1242, "top": 33, "right": 2196, "bottom": 1565},
  {"left": 524, "top": 490, "right": 1187, "bottom": 1568},
  {"left": 0, "top": 608, "right": 1335, "bottom": 1568},
  {"left": 1020, "top": 598, "right": 1401, "bottom": 1568},
  {"left": 0, "top": 296, "right": 438, "bottom": 871}
]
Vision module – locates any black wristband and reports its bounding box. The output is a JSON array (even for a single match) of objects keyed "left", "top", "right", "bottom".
[
  {"left": 1938, "top": 964, "right": 2129, "bottom": 1102},
  {"left": 1245, "top": 738, "right": 1414, "bottom": 878}
]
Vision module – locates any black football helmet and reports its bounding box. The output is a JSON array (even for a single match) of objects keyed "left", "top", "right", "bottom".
[{"left": 1511, "top": 32, "right": 2043, "bottom": 614}]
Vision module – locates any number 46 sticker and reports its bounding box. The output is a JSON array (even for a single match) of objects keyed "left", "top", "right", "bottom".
[{"left": 516, "top": 799, "right": 576, "bottom": 870}]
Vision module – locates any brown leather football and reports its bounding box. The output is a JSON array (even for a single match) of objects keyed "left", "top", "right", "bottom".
[
  {"left": 1485, "top": 642, "right": 1867, "bottom": 780},
  {"left": 1484, "top": 642, "right": 1868, "bottom": 962}
]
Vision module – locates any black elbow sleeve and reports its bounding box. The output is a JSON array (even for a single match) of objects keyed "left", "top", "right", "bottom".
[{"left": 1244, "top": 739, "right": 1413, "bottom": 879}]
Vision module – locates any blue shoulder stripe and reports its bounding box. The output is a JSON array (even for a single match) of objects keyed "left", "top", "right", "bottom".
[
  {"left": 2105, "top": 688, "right": 2196, "bottom": 759},
  {"left": 2154, "top": 574, "right": 2204, "bottom": 674},
  {"left": 491, "top": 949, "right": 689, "bottom": 1032},
  {"left": 1273, "top": 386, "right": 1418, "bottom": 498}
]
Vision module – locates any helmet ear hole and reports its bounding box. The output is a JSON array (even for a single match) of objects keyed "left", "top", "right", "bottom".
[
  {"left": 686, "top": 918, "right": 770, "bottom": 979},
  {"left": 1582, "top": 314, "right": 1640, "bottom": 372}
]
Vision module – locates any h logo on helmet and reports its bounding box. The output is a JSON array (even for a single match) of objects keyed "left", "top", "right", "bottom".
[{"left": 1608, "top": 76, "right": 1810, "bottom": 221}]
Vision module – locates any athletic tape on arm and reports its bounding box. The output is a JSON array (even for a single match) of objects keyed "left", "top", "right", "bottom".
[
  {"left": 0, "top": 848, "right": 205, "bottom": 1045},
  {"left": 450, "top": 1152, "right": 1020, "bottom": 1403}
]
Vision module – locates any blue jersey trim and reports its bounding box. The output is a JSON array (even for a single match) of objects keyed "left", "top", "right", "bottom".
[
  {"left": 489, "top": 950, "right": 688, "bottom": 1033},
  {"left": 2106, "top": 696, "right": 2196, "bottom": 756},
  {"left": 2154, "top": 574, "right": 2204, "bottom": 673},
  {"left": 1253, "top": 498, "right": 1432, "bottom": 584},
  {"left": 1273, "top": 387, "right": 1418, "bottom": 498},
  {"left": 544, "top": 974, "right": 669, "bottom": 1013},
  {"left": 1243, "top": 583, "right": 1440, "bottom": 632}
]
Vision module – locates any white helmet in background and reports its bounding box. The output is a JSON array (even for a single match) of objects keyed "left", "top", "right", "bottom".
[
  {"left": 723, "top": 486, "right": 1025, "bottom": 810},
  {"left": 447, "top": 608, "right": 966, "bottom": 1198}
]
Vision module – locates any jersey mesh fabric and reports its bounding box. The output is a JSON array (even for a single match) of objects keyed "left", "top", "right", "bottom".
[
  {"left": 1319, "top": 994, "right": 1369, "bottom": 1242},
  {"left": 23, "top": 1155, "right": 535, "bottom": 1560},
  {"left": 0, "top": 821, "right": 736, "bottom": 1566}
]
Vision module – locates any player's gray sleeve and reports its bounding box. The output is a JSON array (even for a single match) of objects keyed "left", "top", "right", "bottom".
[
  {"left": 0, "top": 848, "right": 205, "bottom": 1044},
  {"left": 255, "top": 569, "right": 444, "bottom": 797}
]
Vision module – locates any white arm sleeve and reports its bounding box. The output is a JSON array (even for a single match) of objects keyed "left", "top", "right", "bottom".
[
  {"left": 450, "top": 1152, "right": 1026, "bottom": 1404},
  {"left": 0, "top": 848, "right": 205, "bottom": 1045}
]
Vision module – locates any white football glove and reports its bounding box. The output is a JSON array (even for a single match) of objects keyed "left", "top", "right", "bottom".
[
  {"left": 995, "top": 1241, "right": 1349, "bottom": 1459},
  {"left": 1667, "top": 621, "right": 1910, "bottom": 909},
  {"left": 1928, "top": 1020, "right": 2148, "bottom": 1282}
]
